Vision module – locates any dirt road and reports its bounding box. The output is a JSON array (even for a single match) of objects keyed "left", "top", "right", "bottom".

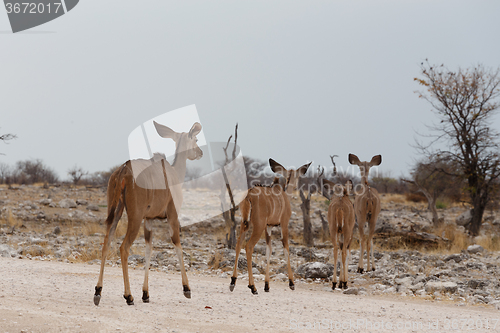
[{"left": 0, "top": 257, "right": 499, "bottom": 332}]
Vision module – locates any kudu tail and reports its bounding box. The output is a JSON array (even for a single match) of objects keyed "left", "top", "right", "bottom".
[
  {"left": 239, "top": 194, "right": 252, "bottom": 232},
  {"left": 336, "top": 208, "right": 344, "bottom": 234},
  {"left": 105, "top": 164, "right": 127, "bottom": 228},
  {"left": 366, "top": 199, "right": 374, "bottom": 222}
]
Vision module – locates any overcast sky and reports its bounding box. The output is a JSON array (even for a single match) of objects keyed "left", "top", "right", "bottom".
[{"left": 1, "top": 1, "right": 500, "bottom": 181}]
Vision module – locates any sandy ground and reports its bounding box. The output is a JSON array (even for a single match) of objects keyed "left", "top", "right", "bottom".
[{"left": 1, "top": 258, "right": 499, "bottom": 333}]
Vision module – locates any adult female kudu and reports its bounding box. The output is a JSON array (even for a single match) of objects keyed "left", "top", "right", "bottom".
[
  {"left": 323, "top": 179, "right": 355, "bottom": 289},
  {"left": 230, "top": 159, "right": 311, "bottom": 295},
  {"left": 348, "top": 153, "right": 382, "bottom": 273},
  {"left": 94, "top": 121, "right": 203, "bottom": 306}
]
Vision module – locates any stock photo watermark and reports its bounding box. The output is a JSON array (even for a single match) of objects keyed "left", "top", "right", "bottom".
[
  {"left": 127, "top": 105, "right": 248, "bottom": 226},
  {"left": 3, "top": 0, "right": 79, "bottom": 33},
  {"left": 290, "top": 318, "right": 499, "bottom": 331}
]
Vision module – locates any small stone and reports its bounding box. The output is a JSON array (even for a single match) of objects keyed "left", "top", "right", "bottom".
[
  {"left": 467, "top": 244, "right": 484, "bottom": 254},
  {"left": 86, "top": 204, "right": 99, "bottom": 212},
  {"left": 59, "top": 199, "right": 77, "bottom": 209},
  {"left": 425, "top": 281, "right": 458, "bottom": 294},
  {"left": 343, "top": 288, "right": 359, "bottom": 295}
]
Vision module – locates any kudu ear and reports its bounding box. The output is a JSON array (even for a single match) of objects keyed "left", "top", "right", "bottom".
[
  {"left": 297, "top": 162, "right": 312, "bottom": 177},
  {"left": 348, "top": 153, "right": 361, "bottom": 166},
  {"left": 369, "top": 155, "right": 382, "bottom": 166},
  {"left": 154, "top": 121, "right": 181, "bottom": 141},
  {"left": 322, "top": 178, "right": 336, "bottom": 194},
  {"left": 188, "top": 122, "right": 202, "bottom": 138},
  {"left": 269, "top": 158, "right": 287, "bottom": 176}
]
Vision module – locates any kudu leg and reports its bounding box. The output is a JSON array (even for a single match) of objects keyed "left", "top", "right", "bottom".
[
  {"left": 120, "top": 217, "right": 142, "bottom": 305},
  {"left": 245, "top": 230, "right": 261, "bottom": 295},
  {"left": 367, "top": 237, "right": 376, "bottom": 272},
  {"left": 332, "top": 242, "right": 339, "bottom": 290},
  {"left": 367, "top": 220, "right": 377, "bottom": 272},
  {"left": 281, "top": 228, "right": 295, "bottom": 291},
  {"left": 340, "top": 246, "right": 348, "bottom": 289},
  {"left": 264, "top": 227, "right": 272, "bottom": 292},
  {"left": 142, "top": 219, "right": 153, "bottom": 303},
  {"left": 169, "top": 212, "right": 191, "bottom": 299},
  {"left": 230, "top": 222, "right": 248, "bottom": 291},
  {"left": 94, "top": 202, "right": 123, "bottom": 306},
  {"left": 357, "top": 220, "right": 366, "bottom": 274}
]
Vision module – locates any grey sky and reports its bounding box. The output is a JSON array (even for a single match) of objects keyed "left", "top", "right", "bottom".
[{"left": 1, "top": 1, "right": 500, "bottom": 181}]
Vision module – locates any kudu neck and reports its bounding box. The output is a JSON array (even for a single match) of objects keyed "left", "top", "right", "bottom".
[
  {"left": 361, "top": 174, "right": 370, "bottom": 189},
  {"left": 171, "top": 135, "right": 188, "bottom": 183}
]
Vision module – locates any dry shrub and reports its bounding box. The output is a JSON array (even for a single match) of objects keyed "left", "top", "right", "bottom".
[{"left": 405, "top": 192, "right": 426, "bottom": 203}]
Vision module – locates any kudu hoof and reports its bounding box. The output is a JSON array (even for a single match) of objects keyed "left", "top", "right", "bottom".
[
  {"left": 341, "top": 282, "right": 348, "bottom": 289},
  {"left": 371, "top": 267, "right": 375, "bottom": 272},
  {"left": 229, "top": 277, "right": 237, "bottom": 292},
  {"left": 332, "top": 282, "right": 337, "bottom": 290},
  {"left": 289, "top": 279, "right": 295, "bottom": 291},
  {"left": 142, "top": 291, "right": 149, "bottom": 303},
  {"left": 357, "top": 267, "right": 364, "bottom": 274},
  {"left": 124, "top": 294, "right": 134, "bottom": 306},
  {"left": 248, "top": 285, "right": 258, "bottom": 295},
  {"left": 183, "top": 285, "right": 191, "bottom": 299},
  {"left": 94, "top": 286, "right": 102, "bottom": 306},
  {"left": 264, "top": 282, "right": 270, "bottom": 292}
]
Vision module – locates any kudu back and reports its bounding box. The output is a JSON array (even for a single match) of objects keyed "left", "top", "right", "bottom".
[
  {"left": 323, "top": 179, "right": 355, "bottom": 290},
  {"left": 230, "top": 159, "right": 311, "bottom": 295},
  {"left": 94, "top": 121, "right": 203, "bottom": 306},
  {"left": 348, "top": 153, "right": 382, "bottom": 273}
]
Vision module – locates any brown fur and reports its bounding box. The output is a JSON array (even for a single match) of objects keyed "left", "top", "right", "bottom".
[
  {"left": 94, "top": 122, "right": 203, "bottom": 305},
  {"left": 230, "top": 159, "right": 311, "bottom": 294},
  {"left": 348, "top": 153, "right": 382, "bottom": 273},
  {"left": 324, "top": 179, "right": 355, "bottom": 289}
]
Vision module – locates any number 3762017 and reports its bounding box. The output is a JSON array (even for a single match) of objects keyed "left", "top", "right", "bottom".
[{"left": 5, "top": 2, "right": 62, "bottom": 14}]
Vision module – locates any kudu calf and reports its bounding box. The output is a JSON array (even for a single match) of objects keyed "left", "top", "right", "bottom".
[
  {"left": 348, "top": 153, "right": 382, "bottom": 273},
  {"left": 230, "top": 159, "right": 311, "bottom": 295},
  {"left": 94, "top": 121, "right": 203, "bottom": 306},
  {"left": 323, "top": 179, "right": 355, "bottom": 289}
]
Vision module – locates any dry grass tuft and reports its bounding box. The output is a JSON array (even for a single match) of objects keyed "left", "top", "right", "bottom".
[
  {"left": 82, "top": 222, "right": 104, "bottom": 236},
  {"left": 209, "top": 251, "right": 223, "bottom": 270},
  {"left": 78, "top": 247, "right": 103, "bottom": 262},
  {"left": 381, "top": 193, "right": 406, "bottom": 204},
  {"left": 3, "top": 209, "right": 22, "bottom": 228},
  {"left": 432, "top": 224, "right": 470, "bottom": 253},
  {"left": 475, "top": 235, "right": 500, "bottom": 252}
]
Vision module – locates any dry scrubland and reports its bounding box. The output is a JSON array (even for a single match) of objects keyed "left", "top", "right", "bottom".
[{"left": 2, "top": 184, "right": 500, "bottom": 332}]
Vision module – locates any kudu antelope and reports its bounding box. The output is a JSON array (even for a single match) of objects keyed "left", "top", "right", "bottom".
[
  {"left": 323, "top": 179, "right": 355, "bottom": 289},
  {"left": 230, "top": 159, "right": 311, "bottom": 295},
  {"left": 94, "top": 121, "right": 203, "bottom": 306},
  {"left": 348, "top": 153, "right": 382, "bottom": 273}
]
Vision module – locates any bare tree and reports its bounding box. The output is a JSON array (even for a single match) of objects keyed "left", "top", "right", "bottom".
[
  {"left": 0, "top": 129, "right": 16, "bottom": 155},
  {"left": 403, "top": 158, "right": 461, "bottom": 226},
  {"left": 221, "top": 124, "right": 239, "bottom": 249},
  {"left": 13, "top": 159, "right": 58, "bottom": 184},
  {"left": 0, "top": 163, "right": 11, "bottom": 184},
  {"left": 68, "top": 165, "right": 88, "bottom": 186},
  {"left": 415, "top": 61, "right": 500, "bottom": 235}
]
